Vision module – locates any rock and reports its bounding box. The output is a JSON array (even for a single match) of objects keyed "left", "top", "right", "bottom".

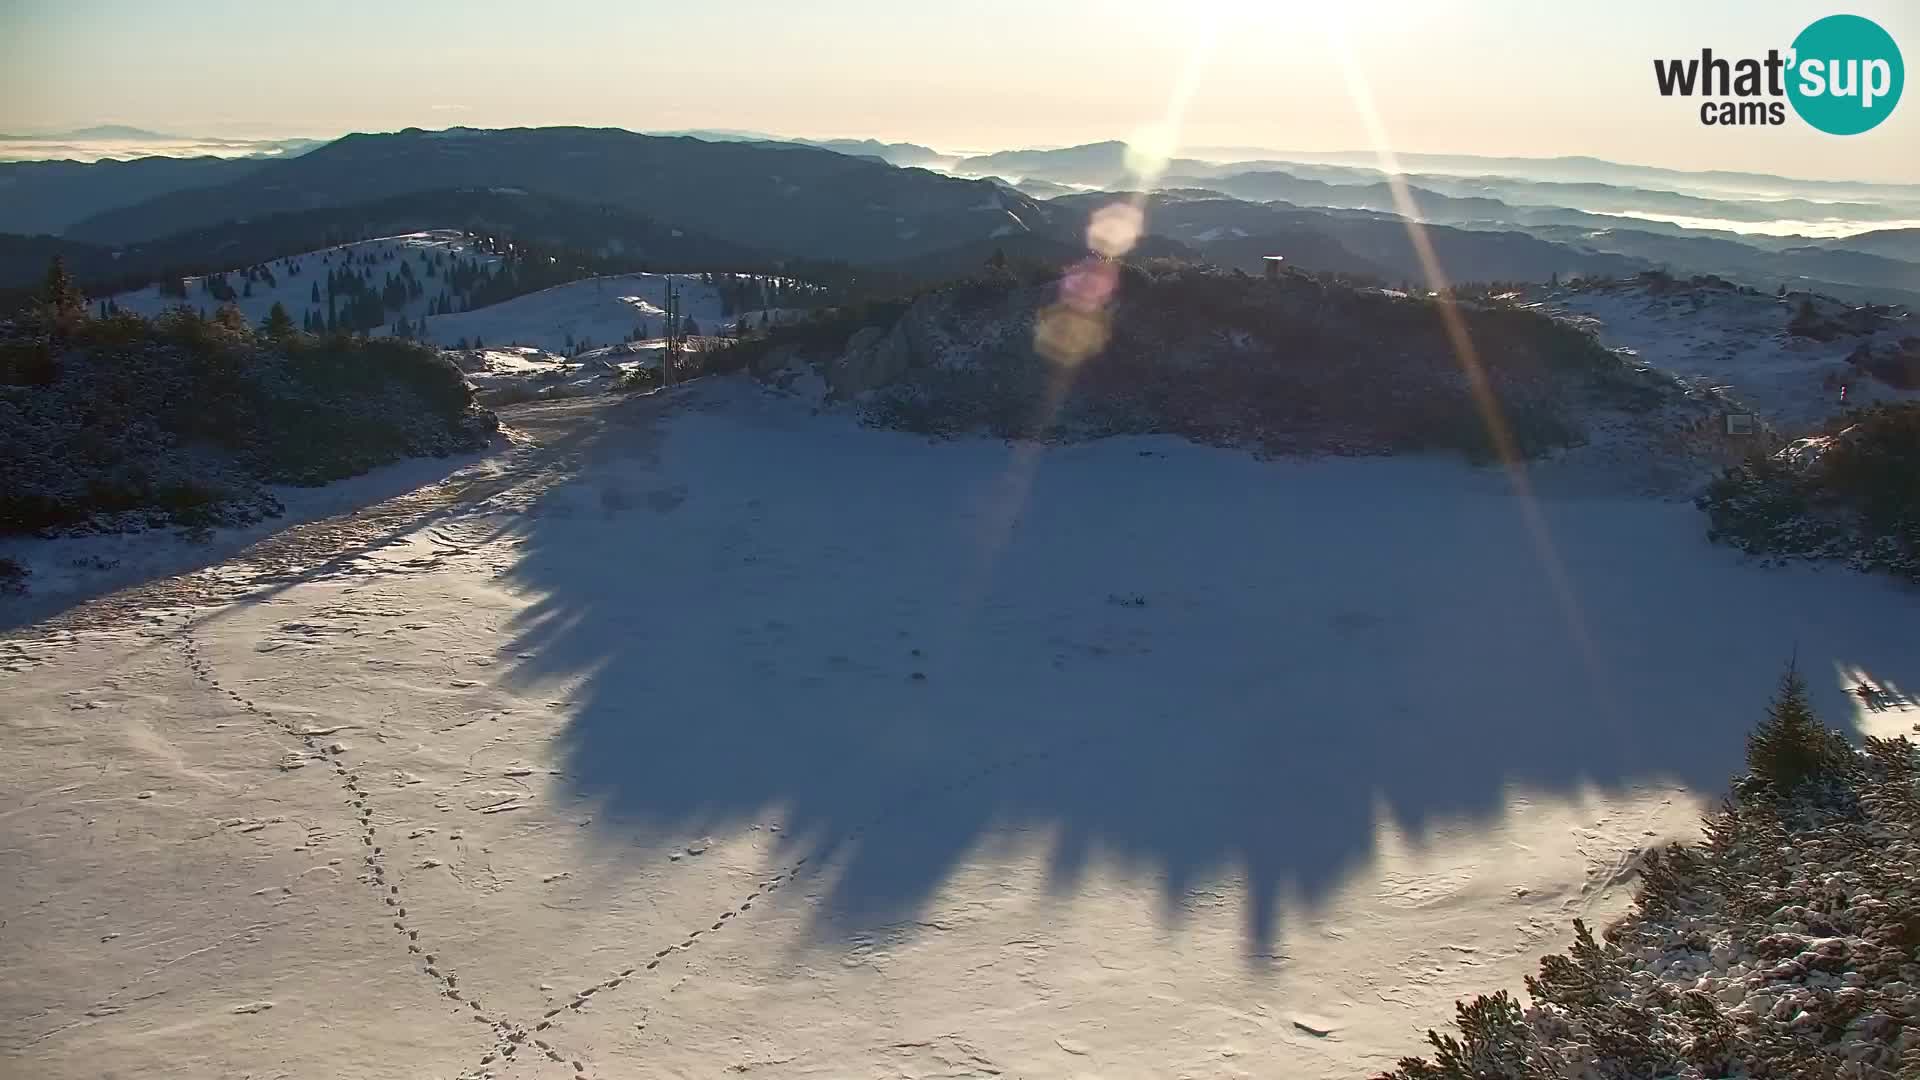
[
  {"left": 824, "top": 296, "right": 944, "bottom": 397},
  {"left": 1766, "top": 959, "right": 1807, "bottom": 981},
  {"left": 1847, "top": 337, "right": 1920, "bottom": 389},
  {"left": 845, "top": 326, "right": 885, "bottom": 355},
  {"left": 1755, "top": 932, "right": 1811, "bottom": 959},
  {"left": 1801, "top": 937, "right": 1850, "bottom": 971}
]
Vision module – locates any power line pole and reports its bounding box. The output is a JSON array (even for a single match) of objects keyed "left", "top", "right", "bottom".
[
  {"left": 661, "top": 276, "right": 678, "bottom": 388},
  {"left": 666, "top": 277, "right": 686, "bottom": 387}
]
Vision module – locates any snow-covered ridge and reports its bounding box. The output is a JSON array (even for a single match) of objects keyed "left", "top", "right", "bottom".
[
  {"left": 103, "top": 233, "right": 814, "bottom": 382},
  {"left": 106, "top": 230, "right": 505, "bottom": 334},
  {"left": 1541, "top": 276, "right": 1916, "bottom": 434}
]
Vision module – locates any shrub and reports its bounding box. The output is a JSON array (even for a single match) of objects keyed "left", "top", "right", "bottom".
[
  {"left": 1378, "top": 669, "right": 1919, "bottom": 1080},
  {"left": 1700, "top": 403, "right": 1920, "bottom": 582},
  {"left": 853, "top": 267, "right": 1603, "bottom": 462},
  {"left": 0, "top": 555, "right": 27, "bottom": 595},
  {"left": 0, "top": 312, "right": 495, "bottom": 536}
]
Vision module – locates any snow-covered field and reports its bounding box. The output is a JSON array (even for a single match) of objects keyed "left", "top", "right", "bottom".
[
  {"left": 418, "top": 274, "right": 805, "bottom": 354},
  {"left": 3, "top": 380, "right": 1914, "bottom": 1079}
]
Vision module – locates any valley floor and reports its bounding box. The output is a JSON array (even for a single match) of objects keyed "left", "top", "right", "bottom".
[{"left": 3, "top": 380, "right": 1914, "bottom": 1079}]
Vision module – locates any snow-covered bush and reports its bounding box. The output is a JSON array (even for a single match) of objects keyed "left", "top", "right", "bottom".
[
  {"left": 0, "top": 308, "right": 496, "bottom": 535},
  {"left": 1700, "top": 403, "right": 1920, "bottom": 583},
  {"left": 1379, "top": 668, "right": 1920, "bottom": 1080}
]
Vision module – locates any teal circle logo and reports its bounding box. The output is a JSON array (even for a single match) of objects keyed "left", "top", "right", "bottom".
[{"left": 1788, "top": 14, "right": 1903, "bottom": 134}]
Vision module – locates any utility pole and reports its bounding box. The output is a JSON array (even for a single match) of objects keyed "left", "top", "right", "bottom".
[{"left": 661, "top": 276, "right": 680, "bottom": 388}]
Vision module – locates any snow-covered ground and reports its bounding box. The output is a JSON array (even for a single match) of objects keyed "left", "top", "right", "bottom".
[
  {"left": 0, "top": 450, "right": 495, "bottom": 629},
  {"left": 107, "top": 231, "right": 504, "bottom": 330},
  {"left": 1545, "top": 282, "right": 1918, "bottom": 433},
  {"left": 109, "top": 234, "right": 808, "bottom": 363},
  {"left": 417, "top": 274, "right": 803, "bottom": 354},
  {"left": 3, "top": 380, "right": 1914, "bottom": 1079},
  {"left": 448, "top": 345, "right": 683, "bottom": 405}
]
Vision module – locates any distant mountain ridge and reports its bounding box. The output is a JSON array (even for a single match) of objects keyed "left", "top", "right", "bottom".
[
  {"left": 953, "top": 140, "right": 1920, "bottom": 222},
  {"left": 6, "top": 127, "right": 1913, "bottom": 314},
  {"left": 64, "top": 126, "right": 1043, "bottom": 262},
  {"left": 0, "top": 156, "right": 267, "bottom": 235},
  {"left": 651, "top": 129, "right": 945, "bottom": 166},
  {"left": 0, "top": 187, "right": 772, "bottom": 293},
  {"left": 0, "top": 125, "right": 179, "bottom": 141}
]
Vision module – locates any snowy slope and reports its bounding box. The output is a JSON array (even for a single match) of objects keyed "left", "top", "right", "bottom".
[
  {"left": 1543, "top": 280, "right": 1918, "bottom": 433},
  {"left": 109, "top": 237, "right": 808, "bottom": 359},
  {"left": 3, "top": 380, "right": 1914, "bottom": 1079},
  {"left": 106, "top": 230, "right": 503, "bottom": 330},
  {"left": 417, "top": 273, "right": 806, "bottom": 353}
]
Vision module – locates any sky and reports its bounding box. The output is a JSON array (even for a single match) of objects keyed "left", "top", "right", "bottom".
[{"left": 1, "top": 0, "right": 1915, "bottom": 183}]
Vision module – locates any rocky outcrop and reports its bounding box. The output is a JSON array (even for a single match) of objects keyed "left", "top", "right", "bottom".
[
  {"left": 823, "top": 297, "right": 947, "bottom": 398},
  {"left": 1848, "top": 337, "right": 1920, "bottom": 390}
]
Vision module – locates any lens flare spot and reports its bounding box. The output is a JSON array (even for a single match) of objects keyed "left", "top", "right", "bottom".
[
  {"left": 1034, "top": 303, "right": 1110, "bottom": 367},
  {"left": 1123, "top": 124, "right": 1177, "bottom": 181},
  {"left": 1087, "top": 202, "right": 1144, "bottom": 258},
  {"left": 1060, "top": 258, "right": 1119, "bottom": 312}
]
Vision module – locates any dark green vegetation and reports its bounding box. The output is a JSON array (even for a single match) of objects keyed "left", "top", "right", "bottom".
[
  {"left": 728, "top": 264, "right": 1641, "bottom": 463},
  {"left": 1382, "top": 666, "right": 1919, "bottom": 1080},
  {"left": 0, "top": 261, "right": 494, "bottom": 536},
  {"left": 1700, "top": 403, "right": 1920, "bottom": 583}
]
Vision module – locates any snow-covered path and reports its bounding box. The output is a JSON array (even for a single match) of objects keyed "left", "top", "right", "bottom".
[{"left": 4, "top": 381, "right": 1915, "bottom": 1079}]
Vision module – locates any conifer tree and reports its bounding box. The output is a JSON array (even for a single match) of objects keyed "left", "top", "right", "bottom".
[
  {"left": 40, "top": 255, "right": 86, "bottom": 323},
  {"left": 261, "top": 302, "right": 296, "bottom": 340},
  {"left": 212, "top": 304, "right": 251, "bottom": 335},
  {"left": 1746, "top": 661, "right": 1852, "bottom": 795}
]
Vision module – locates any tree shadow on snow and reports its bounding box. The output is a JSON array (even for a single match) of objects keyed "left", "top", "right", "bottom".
[{"left": 494, "top": 389, "right": 1915, "bottom": 960}]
